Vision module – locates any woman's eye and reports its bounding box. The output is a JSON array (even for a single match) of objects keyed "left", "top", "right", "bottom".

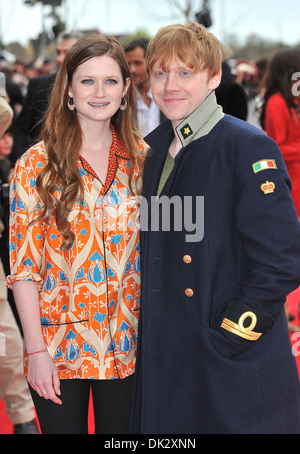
[
  {"left": 81, "top": 79, "right": 93, "bottom": 85},
  {"left": 106, "top": 79, "right": 118, "bottom": 85}
]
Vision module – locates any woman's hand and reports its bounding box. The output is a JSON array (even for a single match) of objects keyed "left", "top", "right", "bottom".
[
  {"left": 27, "top": 352, "right": 62, "bottom": 405},
  {"left": 12, "top": 281, "right": 62, "bottom": 405}
]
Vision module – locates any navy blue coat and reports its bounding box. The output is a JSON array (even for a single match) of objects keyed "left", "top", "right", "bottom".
[{"left": 132, "top": 98, "right": 300, "bottom": 434}]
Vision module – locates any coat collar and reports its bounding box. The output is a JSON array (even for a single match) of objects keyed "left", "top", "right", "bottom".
[
  {"left": 175, "top": 91, "right": 224, "bottom": 147},
  {"left": 144, "top": 91, "right": 224, "bottom": 152},
  {"left": 142, "top": 92, "right": 224, "bottom": 203}
]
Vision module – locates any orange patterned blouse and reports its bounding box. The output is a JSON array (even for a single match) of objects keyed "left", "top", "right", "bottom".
[{"left": 7, "top": 126, "right": 147, "bottom": 380}]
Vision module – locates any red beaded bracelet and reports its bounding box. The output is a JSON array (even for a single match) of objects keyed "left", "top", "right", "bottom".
[{"left": 27, "top": 349, "right": 48, "bottom": 356}]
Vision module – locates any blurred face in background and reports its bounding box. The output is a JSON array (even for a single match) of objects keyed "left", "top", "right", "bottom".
[
  {"left": 125, "top": 46, "right": 149, "bottom": 88},
  {"left": 55, "top": 37, "right": 79, "bottom": 69},
  {"left": 0, "top": 131, "right": 13, "bottom": 158}
]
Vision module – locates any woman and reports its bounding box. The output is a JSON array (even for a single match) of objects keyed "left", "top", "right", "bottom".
[
  {"left": 7, "top": 34, "right": 147, "bottom": 434},
  {"left": 260, "top": 48, "right": 300, "bottom": 217}
]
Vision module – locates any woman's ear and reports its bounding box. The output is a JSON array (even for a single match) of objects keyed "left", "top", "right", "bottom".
[{"left": 123, "top": 78, "right": 131, "bottom": 97}]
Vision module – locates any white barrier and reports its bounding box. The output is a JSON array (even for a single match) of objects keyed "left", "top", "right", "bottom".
[{"left": 0, "top": 332, "right": 6, "bottom": 356}]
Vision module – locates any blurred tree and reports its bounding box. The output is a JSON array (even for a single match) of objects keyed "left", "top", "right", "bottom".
[
  {"left": 23, "top": 0, "right": 66, "bottom": 39},
  {"left": 24, "top": 0, "right": 63, "bottom": 5},
  {"left": 121, "top": 29, "right": 152, "bottom": 46},
  {"left": 140, "top": 0, "right": 208, "bottom": 24},
  {"left": 227, "top": 33, "right": 289, "bottom": 60},
  {"left": 165, "top": 0, "right": 212, "bottom": 25},
  {"left": 165, "top": 0, "right": 198, "bottom": 21}
]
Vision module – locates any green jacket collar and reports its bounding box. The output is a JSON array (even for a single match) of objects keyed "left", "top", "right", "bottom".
[{"left": 175, "top": 91, "right": 224, "bottom": 147}]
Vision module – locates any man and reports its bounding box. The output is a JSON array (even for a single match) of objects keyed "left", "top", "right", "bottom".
[
  {"left": 125, "top": 38, "right": 163, "bottom": 136},
  {"left": 131, "top": 22, "right": 300, "bottom": 434},
  {"left": 11, "top": 31, "right": 83, "bottom": 164}
]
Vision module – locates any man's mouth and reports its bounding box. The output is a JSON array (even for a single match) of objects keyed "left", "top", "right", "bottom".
[{"left": 163, "top": 98, "right": 185, "bottom": 103}]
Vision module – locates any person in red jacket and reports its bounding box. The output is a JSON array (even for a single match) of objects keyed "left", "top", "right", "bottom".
[{"left": 260, "top": 48, "right": 300, "bottom": 217}]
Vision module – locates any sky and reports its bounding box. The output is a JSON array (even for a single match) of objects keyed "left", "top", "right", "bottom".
[{"left": 0, "top": 0, "right": 299, "bottom": 48}]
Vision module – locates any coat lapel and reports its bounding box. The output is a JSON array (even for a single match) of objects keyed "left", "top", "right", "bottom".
[
  {"left": 141, "top": 121, "right": 174, "bottom": 227},
  {"left": 142, "top": 120, "right": 174, "bottom": 201}
]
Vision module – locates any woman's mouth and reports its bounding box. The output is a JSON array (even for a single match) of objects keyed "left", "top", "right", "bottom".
[{"left": 88, "top": 102, "right": 110, "bottom": 107}]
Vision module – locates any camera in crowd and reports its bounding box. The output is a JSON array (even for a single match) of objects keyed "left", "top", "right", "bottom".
[
  {"left": 195, "top": 1, "right": 213, "bottom": 29},
  {"left": 0, "top": 182, "right": 10, "bottom": 206},
  {"left": 0, "top": 180, "right": 10, "bottom": 244}
]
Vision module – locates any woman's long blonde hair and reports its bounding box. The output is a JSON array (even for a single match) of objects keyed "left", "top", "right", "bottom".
[{"left": 35, "top": 33, "right": 142, "bottom": 249}]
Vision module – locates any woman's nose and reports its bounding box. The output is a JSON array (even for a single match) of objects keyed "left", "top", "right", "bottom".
[{"left": 94, "top": 83, "right": 105, "bottom": 97}]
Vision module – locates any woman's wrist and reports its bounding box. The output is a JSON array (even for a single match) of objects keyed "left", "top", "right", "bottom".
[{"left": 27, "top": 348, "right": 48, "bottom": 356}]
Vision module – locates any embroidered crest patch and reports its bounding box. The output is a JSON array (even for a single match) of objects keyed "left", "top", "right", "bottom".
[
  {"left": 180, "top": 124, "right": 193, "bottom": 139},
  {"left": 261, "top": 181, "right": 275, "bottom": 195},
  {"left": 253, "top": 160, "right": 277, "bottom": 174}
]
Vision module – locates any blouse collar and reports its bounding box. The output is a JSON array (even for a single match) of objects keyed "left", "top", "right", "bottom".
[{"left": 79, "top": 124, "right": 130, "bottom": 195}]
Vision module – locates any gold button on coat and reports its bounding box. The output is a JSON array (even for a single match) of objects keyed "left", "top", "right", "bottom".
[
  {"left": 185, "top": 288, "right": 194, "bottom": 298},
  {"left": 183, "top": 255, "right": 192, "bottom": 264}
]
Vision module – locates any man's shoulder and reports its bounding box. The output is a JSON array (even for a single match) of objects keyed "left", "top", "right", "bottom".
[
  {"left": 28, "top": 73, "right": 56, "bottom": 91},
  {"left": 217, "top": 114, "right": 268, "bottom": 142},
  {"left": 217, "top": 115, "right": 284, "bottom": 171}
]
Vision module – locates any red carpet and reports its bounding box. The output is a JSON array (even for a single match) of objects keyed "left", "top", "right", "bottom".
[
  {"left": 287, "top": 286, "right": 300, "bottom": 370},
  {"left": 0, "top": 398, "right": 13, "bottom": 434},
  {"left": 1, "top": 287, "right": 300, "bottom": 434},
  {"left": 0, "top": 394, "right": 95, "bottom": 434}
]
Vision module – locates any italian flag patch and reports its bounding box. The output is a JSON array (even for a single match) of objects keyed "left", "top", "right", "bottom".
[{"left": 252, "top": 160, "right": 277, "bottom": 174}]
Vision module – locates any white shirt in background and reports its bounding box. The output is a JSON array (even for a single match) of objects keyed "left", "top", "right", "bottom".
[{"left": 136, "top": 89, "right": 161, "bottom": 136}]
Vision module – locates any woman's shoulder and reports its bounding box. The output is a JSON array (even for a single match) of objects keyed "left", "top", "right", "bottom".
[
  {"left": 136, "top": 139, "right": 150, "bottom": 159},
  {"left": 15, "top": 141, "right": 48, "bottom": 173},
  {"left": 267, "top": 93, "right": 287, "bottom": 108}
]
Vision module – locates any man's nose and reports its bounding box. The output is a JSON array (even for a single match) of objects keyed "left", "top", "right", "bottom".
[{"left": 165, "top": 73, "right": 180, "bottom": 92}]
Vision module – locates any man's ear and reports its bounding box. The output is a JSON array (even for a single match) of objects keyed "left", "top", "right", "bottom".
[{"left": 209, "top": 70, "right": 222, "bottom": 90}]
